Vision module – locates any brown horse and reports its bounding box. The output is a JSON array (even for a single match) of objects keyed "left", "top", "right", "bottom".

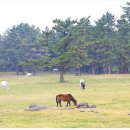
[{"left": 56, "top": 94, "right": 77, "bottom": 107}]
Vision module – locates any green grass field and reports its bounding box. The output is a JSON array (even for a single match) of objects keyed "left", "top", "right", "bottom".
[{"left": 0, "top": 72, "right": 130, "bottom": 128}]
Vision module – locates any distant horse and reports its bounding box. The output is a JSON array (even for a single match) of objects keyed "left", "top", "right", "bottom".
[
  {"left": 80, "top": 79, "right": 85, "bottom": 89},
  {"left": 26, "top": 73, "right": 32, "bottom": 77},
  {"left": 56, "top": 94, "right": 77, "bottom": 107},
  {"left": 0, "top": 81, "right": 9, "bottom": 89}
]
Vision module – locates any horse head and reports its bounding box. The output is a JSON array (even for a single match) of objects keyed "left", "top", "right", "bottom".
[
  {"left": 73, "top": 100, "right": 77, "bottom": 106},
  {"left": 71, "top": 98, "right": 77, "bottom": 106}
]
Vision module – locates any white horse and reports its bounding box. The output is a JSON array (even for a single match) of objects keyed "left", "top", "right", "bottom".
[
  {"left": 26, "top": 73, "right": 32, "bottom": 77},
  {"left": 80, "top": 79, "right": 85, "bottom": 89},
  {"left": 0, "top": 81, "right": 9, "bottom": 89}
]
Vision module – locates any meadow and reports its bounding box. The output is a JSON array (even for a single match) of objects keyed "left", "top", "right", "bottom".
[{"left": 0, "top": 72, "right": 130, "bottom": 128}]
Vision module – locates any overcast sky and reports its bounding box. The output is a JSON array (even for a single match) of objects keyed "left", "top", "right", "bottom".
[{"left": 0, "top": 0, "right": 128, "bottom": 34}]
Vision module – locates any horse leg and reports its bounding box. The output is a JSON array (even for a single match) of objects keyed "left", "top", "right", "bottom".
[
  {"left": 83, "top": 84, "right": 85, "bottom": 89},
  {"left": 56, "top": 96, "right": 59, "bottom": 107},
  {"left": 69, "top": 101, "right": 71, "bottom": 106},
  {"left": 56, "top": 100, "right": 61, "bottom": 107},
  {"left": 60, "top": 100, "right": 62, "bottom": 107},
  {"left": 66, "top": 101, "right": 71, "bottom": 107},
  {"left": 68, "top": 101, "right": 71, "bottom": 107},
  {"left": 57, "top": 102, "right": 58, "bottom": 107},
  {"left": 66, "top": 101, "right": 69, "bottom": 107}
]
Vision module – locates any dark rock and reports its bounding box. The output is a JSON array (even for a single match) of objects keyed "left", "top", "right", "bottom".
[
  {"left": 24, "top": 104, "right": 49, "bottom": 111},
  {"left": 29, "top": 104, "right": 37, "bottom": 108},
  {"left": 89, "top": 105, "right": 96, "bottom": 108},
  {"left": 76, "top": 102, "right": 96, "bottom": 109},
  {"left": 76, "top": 102, "right": 89, "bottom": 108}
]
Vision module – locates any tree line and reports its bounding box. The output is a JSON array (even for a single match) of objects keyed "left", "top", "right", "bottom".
[{"left": 0, "top": 2, "right": 130, "bottom": 82}]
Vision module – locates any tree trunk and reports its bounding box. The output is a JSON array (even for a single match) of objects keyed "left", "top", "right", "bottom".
[
  {"left": 16, "top": 70, "right": 19, "bottom": 75},
  {"left": 108, "top": 64, "right": 111, "bottom": 74},
  {"left": 22, "top": 71, "right": 25, "bottom": 75},
  {"left": 16, "top": 65, "right": 19, "bottom": 75},
  {"left": 91, "top": 62, "right": 96, "bottom": 74},
  {"left": 92, "top": 66, "right": 95, "bottom": 74},
  {"left": 59, "top": 71, "right": 64, "bottom": 83},
  {"left": 123, "top": 62, "right": 128, "bottom": 74}
]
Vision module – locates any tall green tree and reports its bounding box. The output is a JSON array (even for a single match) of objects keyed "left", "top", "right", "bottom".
[
  {"left": 0, "top": 35, "right": 7, "bottom": 71},
  {"left": 90, "top": 12, "right": 115, "bottom": 74},
  {"left": 4, "top": 23, "right": 41, "bottom": 74},
  {"left": 115, "top": 2, "right": 130, "bottom": 73},
  {"left": 46, "top": 18, "right": 89, "bottom": 82}
]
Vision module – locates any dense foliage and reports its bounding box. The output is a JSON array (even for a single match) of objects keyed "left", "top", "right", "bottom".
[{"left": 0, "top": 2, "right": 130, "bottom": 81}]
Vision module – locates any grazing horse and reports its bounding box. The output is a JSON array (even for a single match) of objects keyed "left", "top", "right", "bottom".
[{"left": 56, "top": 94, "right": 77, "bottom": 107}]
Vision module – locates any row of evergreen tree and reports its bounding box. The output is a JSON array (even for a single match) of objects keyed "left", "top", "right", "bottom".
[{"left": 0, "top": 2, "right": 130, "bottom": 81}]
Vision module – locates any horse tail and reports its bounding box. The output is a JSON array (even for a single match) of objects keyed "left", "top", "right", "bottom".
[
  {"left": 56, "top": 95, "right": 58, "bottom": 107},
  {"left": 56, "top": 95, "right": 58, "bottom": 103}
]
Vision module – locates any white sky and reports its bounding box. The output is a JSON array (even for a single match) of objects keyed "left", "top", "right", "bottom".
[{"left": 0, "top": 0, "right": 128, "bottom": 34}]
